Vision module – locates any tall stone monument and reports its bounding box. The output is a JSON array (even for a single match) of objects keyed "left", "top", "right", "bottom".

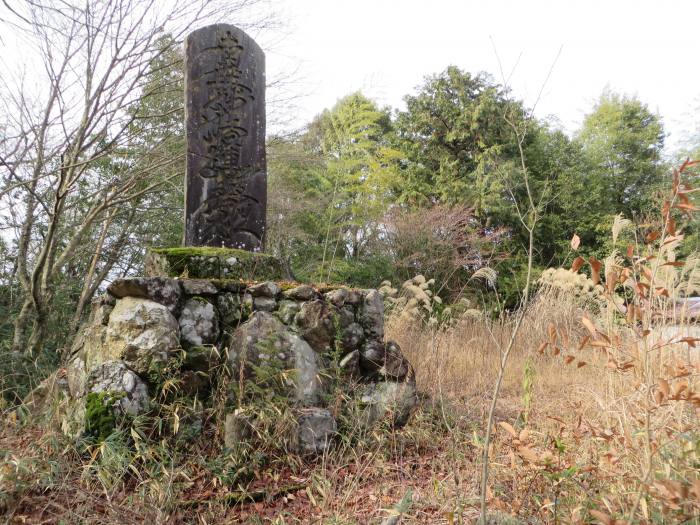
[{"left": 184, "top": 24, "right": 266, "bottom": 251}]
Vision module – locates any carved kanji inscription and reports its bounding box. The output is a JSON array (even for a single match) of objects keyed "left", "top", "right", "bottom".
[{"left": 184, "top": 24, "right": 266, "bottom": 250}]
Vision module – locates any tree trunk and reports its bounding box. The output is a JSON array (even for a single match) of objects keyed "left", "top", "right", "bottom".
[
  {"left": 27, "top": 312, "right": 49, "bottom": 356},
  {"left": 11, "top": 298, "right": 34, "bottom": 354}
]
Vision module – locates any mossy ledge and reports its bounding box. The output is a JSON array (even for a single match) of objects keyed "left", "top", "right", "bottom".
[{"left": 145, "top": 246, "right": 284, "bottom": 281}]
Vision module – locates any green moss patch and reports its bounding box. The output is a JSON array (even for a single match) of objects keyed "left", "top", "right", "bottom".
[
  {"left": 145, "top": 246, "right": 284, "bottom": 281},
  {"left": 85, "top": 391, "right": 124, "bottom": 442},
  {"left": 151, "top": 246, "right": 275, "bottom": 260}
]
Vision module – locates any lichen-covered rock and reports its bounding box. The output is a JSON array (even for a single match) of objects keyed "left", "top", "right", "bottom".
[
  {"left": 107, "top": 298, "right": 179, "bottom": 374},
  {"left": 324, "top": 288, "right": 348, "bottom": 307},
  {"left": 68, "top": 297, "right": 179, "bottom": 382},
  {"left": 224, "top": 410, "right": 254, "bottom": 448},
  {"left": 107, "top": 277, "right": 182, "bottom": 313},
  {"left": 345, "top": 289, "right": 363, "bottom": 306},
  {"left": 360, "top": 380, "right": 417, "bottom": 427},
  {"left": 248, "top": 281, "right": 281, "bottom": 298},
  {"left": 179, "top": 298, "right": 219, "bottom": 348},
  {"left": 359, "top": 339, "right": 385, "bottom": 374},
  {"left": 284, "top": 284, "right": 317, "bottom": 301},
  {"left": 230, "top": 311, "right": 322, "bottom": 404},
  {"left": 359, "top": 340, "right": 411, "bottom": 381},
  {"left": 91, "top": 294, "right": 115, "bottom": 325},
  {"left": 296, "top": 407, "right": 336, "bottom": 454},
  {"left": 360, "top": 289, "right": 384, "bottom": 339},
  {"left": 276, "top": 299, "right": 301, "bottom": 324},
  {"left": 181, "top": 279, "right": 218, "bottom": 295},
  {"left": 87, "top": 361, "right": 150, "bottom": 416},
  {"left": 145, "top": 246, "right": 284, "bottom": 280},
  {"left": 253, "top": 296, "right": 276, "bottom": 312},
  {"left": 217, "top": 292, "right": 243, "bottom": 328},
  {"left": 62, "top": 361, "right": 150, "bottom": 439},
  {"left": 340, "top": 322, "right": 365, "bottom": 352},
  {"left": 294, "top": 300, "right": 344, "bottom": 353},
  {"left": 379, "top": 341, "right": 411, "bottom": 380}
]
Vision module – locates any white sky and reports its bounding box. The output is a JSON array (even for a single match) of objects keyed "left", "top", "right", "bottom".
[{"left": 266, "top": 0, "right": 700, "bottom": 151}]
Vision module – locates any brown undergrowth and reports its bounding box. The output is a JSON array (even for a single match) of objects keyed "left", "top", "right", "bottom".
[
  {"left": 1, "top": 287, "right": 698, "bottom": 523},
  {"left": 2, "top": 164, "right": 700, "bottom": 524}
]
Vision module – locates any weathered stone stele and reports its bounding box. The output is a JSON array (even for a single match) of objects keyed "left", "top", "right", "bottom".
[{"left": 185, "top": 24, "right": 266, "bottom": 251}]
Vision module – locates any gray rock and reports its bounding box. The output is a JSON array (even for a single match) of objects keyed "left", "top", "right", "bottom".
[
  {"left": 381, "top": 341, "right": 411, "bottom": 381},
  {"left": 341, "top": 322, "right": 365, "bottom": 352},
  {"left": 296, "top": 407, "right": 336, "bottom": 454},
  {"left": 87, "top": 361, "right": 150, "bottom": 416},
  {"left": 324, "top": 288, "right": 348, "bottom": 307},
  {"left": 181, "top": 279, "right": 218, "bottom": 295},
  {"left": 179, "top": 298, "right": 219, "bottom": 348},
  {"left": 359, "top": 340, "right": 411, "bottom": 381},
  {"left": 90, "top": 295, "right": 115, "bottom": 326},
  {"left": 248, "top": 281, "right": 281, "bottom": 298},
  {"left": 345, "top": 289, "right": 363, "bottom": 306},
  {"left": 217, "top": 292, "right": 243, "bottom": 328},
  {"left": 338, "top": 306, "right": 355, "bottom": 326},
  {"left": 242, "top": 293, "right": 254, "bottom": 314},
  {"left": 253, "top": 296, "right": 277, "bottom": 312},
  {"left": 102, "top": 297, "right": 180, "bottom": 375},
  {"left": 224, "top": 410, "right": 253, "bottom": 448},
  {"left": 276, "top": 299, "right": 301, "bottom": 324},
  {"left": 107, "top": 277, "right": 182, "bottom": 313},
  {"left": 359, "top": 339, "right": 386, "bottom": 374},
  {"left": 230, "top": 311, "right": 322, "bottom": 404},
  {"left": 360, "top": 380, "right": 417, "bottom": 427},
  {"left": 285, "top": 284, "right": 318, "bottom": 301},
  {"left": 294, "top": 300, "right": 342, "bottom": 353},
  {"left": 360, "top": 289, "right": 384, "bottom": 339}
]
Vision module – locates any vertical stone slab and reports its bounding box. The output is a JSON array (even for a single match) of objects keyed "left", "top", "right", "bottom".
[{"left": 184, "top": 24, "right": 266, "bottom": 251}]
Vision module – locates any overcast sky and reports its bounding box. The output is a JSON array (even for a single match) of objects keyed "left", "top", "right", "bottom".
[{"left": 266, "top": 0, "right": 700, "bottom": 151}]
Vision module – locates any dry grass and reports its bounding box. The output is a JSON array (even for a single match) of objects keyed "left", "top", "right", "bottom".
[
  {"left": 389, "top": 282, "right": 700, "bottom": 524},
  {"left": 1, "top": 285, "right": 698, "bottom": 524}
]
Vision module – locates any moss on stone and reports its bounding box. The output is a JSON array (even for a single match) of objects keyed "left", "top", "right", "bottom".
[
  {"left": 151, "top": 246, "right": 273, "bottom": 260},
  {"left": 145, "top": 246, "right": 284, "bottom": 281},
  {"left": 84, "top": 391, "right": 123, "bottom": 442}
]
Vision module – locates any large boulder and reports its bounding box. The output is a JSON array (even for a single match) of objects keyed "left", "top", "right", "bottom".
[
  {"left": 178, "top": 298, "right": 219, "bottom": 348},
  {"left": 105, "top": 297, "right": 180, "bottom": 375},
  {"left": 230, "top": 311, "right": 322, "bottom": 404},
  {"left": 62, "top": 361, "right": 150, "bottom": 439},
  {"left": 359, "top": 380, "right": 417, "bottom": 427},
  {"left": 67, "top": 297, "right": 180, "bottom": 395},
  {"left": 107, "top": 277, "right": 182, "bottom": 313}
]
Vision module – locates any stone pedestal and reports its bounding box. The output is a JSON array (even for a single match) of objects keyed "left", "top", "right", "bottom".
[
  {"left": 35, "top": 277, "right": 417, "bottom": 455},
  {"left": 145, "top": 247, "right": 283, "bottom": 280}
]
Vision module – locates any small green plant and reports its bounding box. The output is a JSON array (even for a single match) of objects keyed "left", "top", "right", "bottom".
[{"left": 84, "top": 391, "right": 124, "bottom": 442}]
